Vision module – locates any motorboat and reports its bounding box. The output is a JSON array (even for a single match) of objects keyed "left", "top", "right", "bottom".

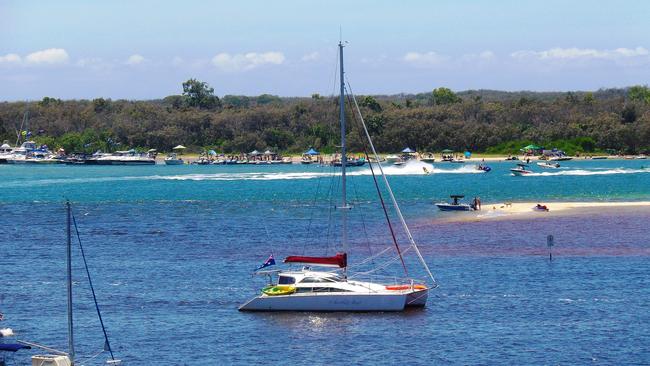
[
  {"left": 239, "top": 42, "right": 435, "bottom": 312},
  {"left": 0, "top": 141, "right": 13, "bottom": 164},
  {"left": 537, "top": 161, "right": 560, "bottom": 168},
  {"left": 164, "top": 152, "right": 184, "bottom": 165},
  {"left": 384, "top": 154, "right": 400, "bottom": 164},
  {"left": 5, "top": 141, "right": 62, "bottom": 164},
  {"left": 549, "top": 156, "right": 572, "bottom": 161},
  {"left": 510, "top": 163, "right": 533, "bottom": 176},
  {"left": 95, "top": 150, "right": 156, "bottom": 165},
  {"left": 332, "top": 157, "right": 366, "bottom": 167},
  {"left": 420, "top": 152, "right": 435, "bottom": 163},
  {"left": 435, "top": 195, "right": 474, "bottom": 211}
]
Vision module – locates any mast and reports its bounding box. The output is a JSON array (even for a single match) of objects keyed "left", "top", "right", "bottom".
[
  {"left": 66, "top": 201, "right": 75, "bottom": 364},
  {"left": 338, "top": 41, "right": 349, "bottom": 265}
]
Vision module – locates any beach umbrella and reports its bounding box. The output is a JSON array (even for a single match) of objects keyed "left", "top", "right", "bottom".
[
  {"left": 305, "top": 147, "right": 320, "bottom": 156},
  {"left": 173, "top": 145, "right": 186, "bottom": 150},
  {"left": 148, "top": 148, "right": 157, "bottom": 153},
  {"left": 464, "top": 151, "right": 471, "bottom": 158},
  {"left": 441, "top": 149, "right": 454, "bottom": 153},
  {"left": 522, "top": 144, "right": 542, "bottom": 150},
  {"left": 207, "top": 150, "right": 217, "bottom": 156},
  {"left": 249, "top": 150, "right": 260, "bottom": 156},
  {"left": 264, "top": 150, "right": 274, "bottom": 155},
  {"left": 401, "top": 147, "right": 415, "bottom": 153}
]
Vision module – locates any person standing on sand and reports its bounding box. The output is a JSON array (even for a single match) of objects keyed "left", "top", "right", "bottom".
[{"left": 477, "top": 197, "right": 481, "bottom": 210}]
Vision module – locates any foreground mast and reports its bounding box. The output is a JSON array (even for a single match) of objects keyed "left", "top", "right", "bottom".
[
  {"left": 66, "top": 201, "right": 75, "bottom": 364},
  {"left": 338, "top": 41, "right": 349, "bottom": 268}
]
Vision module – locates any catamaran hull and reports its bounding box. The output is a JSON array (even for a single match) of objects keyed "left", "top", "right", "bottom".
[
  {"left": 405, "top": 289, "right": 428, "bottom": 307},
  {"left": 239, "top": 293, "right": 409, "bottom": 312}
]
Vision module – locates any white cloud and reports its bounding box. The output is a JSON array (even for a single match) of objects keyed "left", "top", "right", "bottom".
[
  {"left": 301, "top": 52, "right": 320, "bottom": 62},
  {"left": 76, "top": 57, "right": 114, "bottom": 71},
  {"left": 461, "top": 50, "right": 496, "bottom": 62},
  {"left": 478, "top": 50, "right": 496, "bottom": 60},
  {"left": 0, "top": 53, "right": 22, "bottom": 65},
  {"left": 171, "top": 56, "right": 184, "bottom": 67},
  {"left": 125, "top": 54, "right": 145, "bottom": 65},
  {"left": 511, "top": 46, "right": 649, "bottom": 61},
  {"left": 25, "top": 48, "right": 69, "bottom": 64},
  {"left": 402, "top": 51, "right": 448, "bottom": 66},
  {"left": 211, "top": 51, "right": 285, "bottom": 72}
]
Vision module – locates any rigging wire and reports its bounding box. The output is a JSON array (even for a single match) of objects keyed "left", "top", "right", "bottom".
[
  {"left": 347, "top": 171, "right": 376, "bottom": 269},
  {"left": 70, "top": 208, "right": 115, "bottom": 362},
  {"left": 345, "top": 79, "right": 437, "bottom": 285},
  {"left": 344, "top": 87, "right": 408, "bottom": 276}
]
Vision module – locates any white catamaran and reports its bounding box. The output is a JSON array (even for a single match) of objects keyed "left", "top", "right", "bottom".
[{"left": 239, "top": 42, "right": 436, "bottom": 312}]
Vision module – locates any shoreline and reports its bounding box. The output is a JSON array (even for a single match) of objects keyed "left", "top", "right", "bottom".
[
  {"left": 434, "top": 201, "right": 650, "bottom": 222},
  {"left": 158, "top": 153, "right": 643, "bottom": 164}
]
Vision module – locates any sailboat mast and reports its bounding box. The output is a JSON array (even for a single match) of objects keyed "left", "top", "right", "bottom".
[
  {"left": 339, "top": 41, "right": 349, "bottom": 260},
  {"left": 66, "top": 201, "right": 75, "bottom": 364}
]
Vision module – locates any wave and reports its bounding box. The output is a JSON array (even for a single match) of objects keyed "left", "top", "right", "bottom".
[
  {"left": 0, "top": 161, "right": 492, "bottom": 187},
  {"left": 524, "top": 168, "right": 649, "bottom": 177}
]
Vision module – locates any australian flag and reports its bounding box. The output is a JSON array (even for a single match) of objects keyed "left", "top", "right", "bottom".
[{"left": 256, "top": 254, "right": 275, "bottom": 271}]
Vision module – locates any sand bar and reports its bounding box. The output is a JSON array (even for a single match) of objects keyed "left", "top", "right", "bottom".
[{"left": 438, "top": 201, "right": 650, "bottom": 222}]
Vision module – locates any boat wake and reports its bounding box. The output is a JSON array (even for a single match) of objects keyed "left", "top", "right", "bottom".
[
  {"left": 524, "top": 167, "right": 649, "bottom": 177},
  {"left": 369, "top": 160, "right": 483, "bottom": 175}
]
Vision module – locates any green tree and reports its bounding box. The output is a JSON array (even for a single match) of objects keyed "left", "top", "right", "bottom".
[
  {"left": 182, "top": 79, "right": 221, "bottom": 109},
  {"left": 432, "top": 87, "right": 461, "bottom": 105},
  {"left": 628, "top": 85, "right": 650, "bottom": 104},
  {"left": 360, "top": 96, "right": 382, "bottom": 112}
]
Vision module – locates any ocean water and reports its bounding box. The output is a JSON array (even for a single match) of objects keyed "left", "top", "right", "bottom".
[{"left": 1, "top": 159, "right": 649, "bottom": 365}]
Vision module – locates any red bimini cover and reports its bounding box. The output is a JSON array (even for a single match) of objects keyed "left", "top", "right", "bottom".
[{"left": 284, "top": 252, "right": 347, "bottom": 268}]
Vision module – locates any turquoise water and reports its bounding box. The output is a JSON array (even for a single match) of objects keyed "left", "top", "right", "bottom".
[{"left": 1, "top": 160, "right": 649, "bottom": 365}]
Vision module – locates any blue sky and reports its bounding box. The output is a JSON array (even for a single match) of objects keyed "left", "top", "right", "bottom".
[{"left": 1, "top": 0, "right": 649, "bottom": 100}]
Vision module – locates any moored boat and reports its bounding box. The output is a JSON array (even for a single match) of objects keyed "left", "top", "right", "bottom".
[
  {"left": 435, "top": 195, "right": 474, "bottom": 211},
  {"left": 239, "top": 42, "right": 435, "bottom": 312}
]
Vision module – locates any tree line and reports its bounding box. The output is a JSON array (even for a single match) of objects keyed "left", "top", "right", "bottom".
[{"left": 1, "top": 80, "right": 649, "bottom": 155}]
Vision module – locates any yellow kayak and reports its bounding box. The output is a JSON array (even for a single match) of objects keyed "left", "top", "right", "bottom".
[{"left": 262, "top": 285, "right": 296, "bottom": 296}]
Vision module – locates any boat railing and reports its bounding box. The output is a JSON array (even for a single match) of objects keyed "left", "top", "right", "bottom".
[{"left": 348, "top": 273, "right": 429, "bottom": 288}]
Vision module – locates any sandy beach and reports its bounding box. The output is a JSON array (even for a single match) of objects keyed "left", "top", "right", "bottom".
[{"left": 437, "top": 201, "right": 650, "bottom": 222}]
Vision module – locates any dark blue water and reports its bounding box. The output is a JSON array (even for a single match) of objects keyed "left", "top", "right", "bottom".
[{"left": 1, "top": 160, "right": 649, "bottom": 365}]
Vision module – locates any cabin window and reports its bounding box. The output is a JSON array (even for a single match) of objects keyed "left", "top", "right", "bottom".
[
  {"left": 278, "top": 276, "right": 295, "bottom": 284},
  {"left": 300, "top": 277, "right": 326, "bottom": 283}
]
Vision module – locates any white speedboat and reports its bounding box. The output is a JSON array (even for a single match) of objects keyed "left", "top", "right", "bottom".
[
  {"left": 537, "top": 161, "right": 560, "bottom": 168},
  {"left": 549, "top": 156, "right": 572, "bottom": 161},
  {"left": 510, "top": 163, "right": 533, "bottom": 176},
  {"left": 435, "top": 195, "right": 474, "bottom": 211},
  {"left": 0, "top": 141, "right": 13, "bottom": 164},
  {"left": 384, "top": 154, "right": 400, "bottom": 164},
  {"left": 239, "top": 42, "right": 435, "bottom": 312},
  {"left": 164, "top": 152, "right": 184, "bottom": 165},
  {"left": 95, "top": 150, "right": 156, "bottom": 165}
]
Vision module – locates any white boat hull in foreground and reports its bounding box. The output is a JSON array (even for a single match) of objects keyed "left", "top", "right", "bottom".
[
  {"left": 239, "top": 289, "right": 427, "bottom": 312},
  {"left": 240, "top": 292, "right": 406, "bottom": 312}
]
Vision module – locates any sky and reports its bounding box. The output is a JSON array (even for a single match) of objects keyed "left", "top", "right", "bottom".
[{"left": 1, "top": 0, "right": 649, "bottom": 100}]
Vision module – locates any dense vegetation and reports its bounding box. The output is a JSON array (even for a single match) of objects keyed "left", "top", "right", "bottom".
[{"left": 1, "top": 80, "right": 649, "bottom": 155}]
